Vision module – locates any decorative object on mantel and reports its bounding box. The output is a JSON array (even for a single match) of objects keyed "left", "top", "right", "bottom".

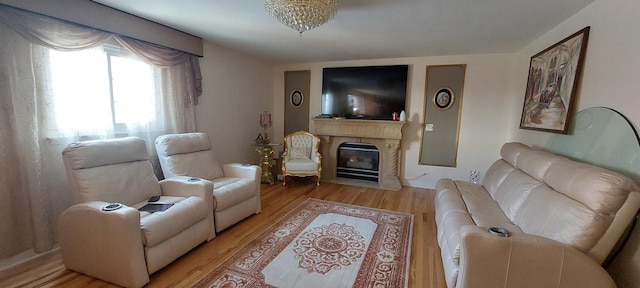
[
  {"left": 399, "top": 110, "right": 406, "bottom": 121},
  {"left": 193, "top": 198, "right": 413, "bottom": 288},
  {"left": 258, "top": 110, "right": 272, "bottom": 145},
  {"left": 519, "top": 26, "right": 590, "bottom": 134},
  {"left": 265, "top": 0, "right": 338, "bottom": 35}
]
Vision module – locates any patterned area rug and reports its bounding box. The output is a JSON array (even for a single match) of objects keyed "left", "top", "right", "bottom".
[{"left": 195, "top": 198, "right": 414, "bottom": 288}]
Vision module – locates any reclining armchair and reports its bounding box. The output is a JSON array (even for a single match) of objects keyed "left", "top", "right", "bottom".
[
  {"left": 58, "top": 137, "right": 215, "bottom": 288},
  {"left": 155, "top": 132, "right": 261, "bottom": 233}
]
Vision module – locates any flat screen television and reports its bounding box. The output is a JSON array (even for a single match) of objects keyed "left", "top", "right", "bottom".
[{"left": 321, "top": 65, "right": 408, "bottom": 120}]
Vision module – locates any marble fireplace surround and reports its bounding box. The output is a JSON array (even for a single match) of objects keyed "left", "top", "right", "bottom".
[{"left": 313, "top": 118, "right": 405, "bottom": 190}]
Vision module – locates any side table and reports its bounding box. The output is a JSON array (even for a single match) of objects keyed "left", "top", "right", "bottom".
[{"left": 253, "top": 143, "right": 280, "bottom": 184}]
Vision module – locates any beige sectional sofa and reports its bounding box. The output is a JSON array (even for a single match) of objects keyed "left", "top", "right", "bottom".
[{"left": 435, "top": 142, "right": 640, "bottom": 288}]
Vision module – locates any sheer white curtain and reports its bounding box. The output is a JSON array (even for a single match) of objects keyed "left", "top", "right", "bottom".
[{"left": 0, "top": 5, "right": 201, "bottom": 270}]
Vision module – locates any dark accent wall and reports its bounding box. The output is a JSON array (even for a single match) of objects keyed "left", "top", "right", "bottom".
[
  {"left": 420, "top": 64, "right": 466, "bottom": 167},
  {"left": 284, "top": 70, "right": 310, "bottom": 135}
]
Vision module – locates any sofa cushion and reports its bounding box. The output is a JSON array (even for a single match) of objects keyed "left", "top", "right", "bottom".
[
  {"left": 435, "top": 179, "right": 522, "bottom": 267},
  {"left": 156, "top": 132, "right": 211, "bottom": 156},
  {"left": 212, "top": 177, "right": 256, "bottom": 211},
  {"left": 72, "top": 161, "right": 160, "bottom": 205},
  {"left": 284, "top": 158, "right": 318, "bottom": 172},
  {"left": 515, "top": 185, "right": 612, "bottom": 252},
  {"left": 63, "top": 137, "right": 160, "bottom": 205},
  {"left": 492, "top": 170, "right": 543, "bottom": 222},
  {"left": 155, "top": 133, "right": 225, "bottom": 179},
  {"left": 161, "top": 150, "right": 224, "bottom": 180},
  {"left": 544, "top": 158, "right": 636, "bottom": 214},
  {"left": 515, "top": 149, "right": 562, "bottom": 181},
  {"left": 499, "top": 142, "right": 529, "bottom": 167},
  {"left": 63, "top": 137, "right": 148, "bottom": 170},
  {"left": 139, "top": 196, "right": 208, "bottom": 247},
  {"left": 289, "top": 147, "right": 311, "bottom": 159},
  {"left": 482, "top": 160, "right": 515, "bottom": 198},
  {"left": 457, "top": 181, "right": 521, "bottom": 231}
]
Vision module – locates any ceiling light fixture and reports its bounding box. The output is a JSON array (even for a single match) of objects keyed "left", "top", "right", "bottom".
[{"left": 265, "top": 0, "right": 338, "bottom": 35}]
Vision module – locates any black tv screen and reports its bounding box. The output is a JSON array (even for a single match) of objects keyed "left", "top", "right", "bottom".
[{"left": 321, "top": 65, "right": 408, "bottom": 120}]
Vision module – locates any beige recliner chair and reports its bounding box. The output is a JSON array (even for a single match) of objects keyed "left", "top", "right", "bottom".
[
  {"left": 58, "top": 137, "right": 215, "bottom": 288},
  {"left": 155, "top": 132, "right": 261, "bottom": 233},
  {"left": 282, "top": 130, "right": 322, "bottom": 186}
]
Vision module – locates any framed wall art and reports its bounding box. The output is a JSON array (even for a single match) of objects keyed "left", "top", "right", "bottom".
[
  {"left": 519, "top": 26, "right": 590, "bottom": 134},
  {"left": 433, "top": 87, "right": 455, "bottom": 110},
  {"left": 290, "top": 90, "right": 304, "bottom": 108}
]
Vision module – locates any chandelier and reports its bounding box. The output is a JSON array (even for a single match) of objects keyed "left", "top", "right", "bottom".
[{"left": 265, "top": 0, "right": 338, "bottom": 35}]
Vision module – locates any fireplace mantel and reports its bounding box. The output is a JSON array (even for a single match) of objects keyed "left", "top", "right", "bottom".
[{"left": 313, "top": 118, "right": 405, "bottom": 190}]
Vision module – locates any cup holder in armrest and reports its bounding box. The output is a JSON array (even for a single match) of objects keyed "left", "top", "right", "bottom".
[
  {"left": 488, "top": 227, "right": 511, "bottom": 237},
  {"left": 102, "top": 203, "right": 123, "bottom": 211}
]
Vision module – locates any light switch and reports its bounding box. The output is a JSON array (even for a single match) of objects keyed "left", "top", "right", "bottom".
[{"left": 425, "top": 124, "right": 434, "bottom": 131}]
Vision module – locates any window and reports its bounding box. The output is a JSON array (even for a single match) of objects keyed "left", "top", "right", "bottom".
[{"left": 48, "top": 43, "right": 159, "bottom": 136}]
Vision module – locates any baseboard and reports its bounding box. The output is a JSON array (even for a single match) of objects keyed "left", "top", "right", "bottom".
[{"left": 0, "top": 247, "right": 60, "bottom": 281}]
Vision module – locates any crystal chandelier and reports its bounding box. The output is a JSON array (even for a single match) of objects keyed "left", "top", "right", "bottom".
[{"left": 265, "top": 0, "right": 338, "bottom": 35}]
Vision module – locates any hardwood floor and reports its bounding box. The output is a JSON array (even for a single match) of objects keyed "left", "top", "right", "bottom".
[{"left": 0, "top": 180, "right": 446, "bottom": 288}]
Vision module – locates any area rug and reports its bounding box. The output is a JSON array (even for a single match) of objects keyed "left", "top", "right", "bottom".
[{"left": 194, "top": 198, "right": 414, "bottom": 288}]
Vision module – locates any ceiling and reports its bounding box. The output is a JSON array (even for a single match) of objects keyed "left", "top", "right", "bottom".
[{"left": 93, "top": 0, "right": 595, "bottom": 64}]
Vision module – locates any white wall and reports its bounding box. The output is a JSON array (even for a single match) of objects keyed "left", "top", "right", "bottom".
[
  {"left": 271, "top": 0, "right": 640, "bottom": 190},
  {"left": 273, "top": 53, "right": 516, "bottom": 188},
  {"left": 508, "top": 0, "right": 640, "bottom": 285},
  {"left": 196, "top": 41, "right": 273, "bottom": 165},
  {"left": 509, "top": 0, "right": 640, "bottom": 146}
]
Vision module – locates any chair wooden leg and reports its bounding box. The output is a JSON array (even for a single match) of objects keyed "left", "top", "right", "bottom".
[{"left": 282, "top": 175, "right": 286, "bottom": 186}]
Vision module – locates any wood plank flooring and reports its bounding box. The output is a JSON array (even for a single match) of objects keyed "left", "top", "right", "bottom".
[{"left": 0, "top": 180, "right": 446, "bottom": 288}]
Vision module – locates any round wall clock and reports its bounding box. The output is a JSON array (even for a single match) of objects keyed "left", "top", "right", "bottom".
[
  {"left": 433, "top": 87, "right": 455, "bottom": 110},
  {"left": 290, "top": 90, "right": 304, "bottom": 108}
]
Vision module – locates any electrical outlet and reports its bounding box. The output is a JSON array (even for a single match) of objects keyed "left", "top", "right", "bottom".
[{"left": 469, "top": 170, "right": 480, "bottom": 184}]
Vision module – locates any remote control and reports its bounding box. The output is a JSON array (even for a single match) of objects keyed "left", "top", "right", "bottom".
[{"left": 148, "top": 196, "right": 160, "bottom": 202}]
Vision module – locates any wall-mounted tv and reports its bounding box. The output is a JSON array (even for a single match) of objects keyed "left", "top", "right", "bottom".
[{"left": 321, "top": 65, "right": 408, "bottom": 120}]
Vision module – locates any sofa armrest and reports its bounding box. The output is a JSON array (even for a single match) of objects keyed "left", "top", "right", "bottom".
[
  {"left": 222, "top": 163, "right": 262, "bottom": 213},
  {"left": 457, "top": 225, "right": 615, "bottom": 288},
  {"left": 57, "top": 201, "right": 149, "bottom": 288},
  {"left": 159, "top": 176, "right": 215, "bottom": 240},
  {"left": 222, "top": 163, "right": 260, "bottom": 180},
  {"left": 159, "top": 176, "right": 213, "bottom": 200},
  {"left": 311, "top": 151, "right": 322, "bottom": 163}
]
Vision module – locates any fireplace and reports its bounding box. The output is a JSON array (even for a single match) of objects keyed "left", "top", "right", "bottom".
[
  {"left": 337, "top": 142, "right": 380, "bottom": 182},
  {"left": 313, "top": 118, "right": 405, "bottom": 190}
]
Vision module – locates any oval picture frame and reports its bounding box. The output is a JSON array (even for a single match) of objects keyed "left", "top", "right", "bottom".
[
  {"left": 290, "top": 90, "right": 304, "bottom": 108},
  {"left": 433, "top": 87, "right": 455, "bottom": 110}
]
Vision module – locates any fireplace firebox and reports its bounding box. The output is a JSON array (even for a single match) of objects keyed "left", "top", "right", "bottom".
[{"left": 336, "top": 142, "right": 379, "bottom": 182}]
